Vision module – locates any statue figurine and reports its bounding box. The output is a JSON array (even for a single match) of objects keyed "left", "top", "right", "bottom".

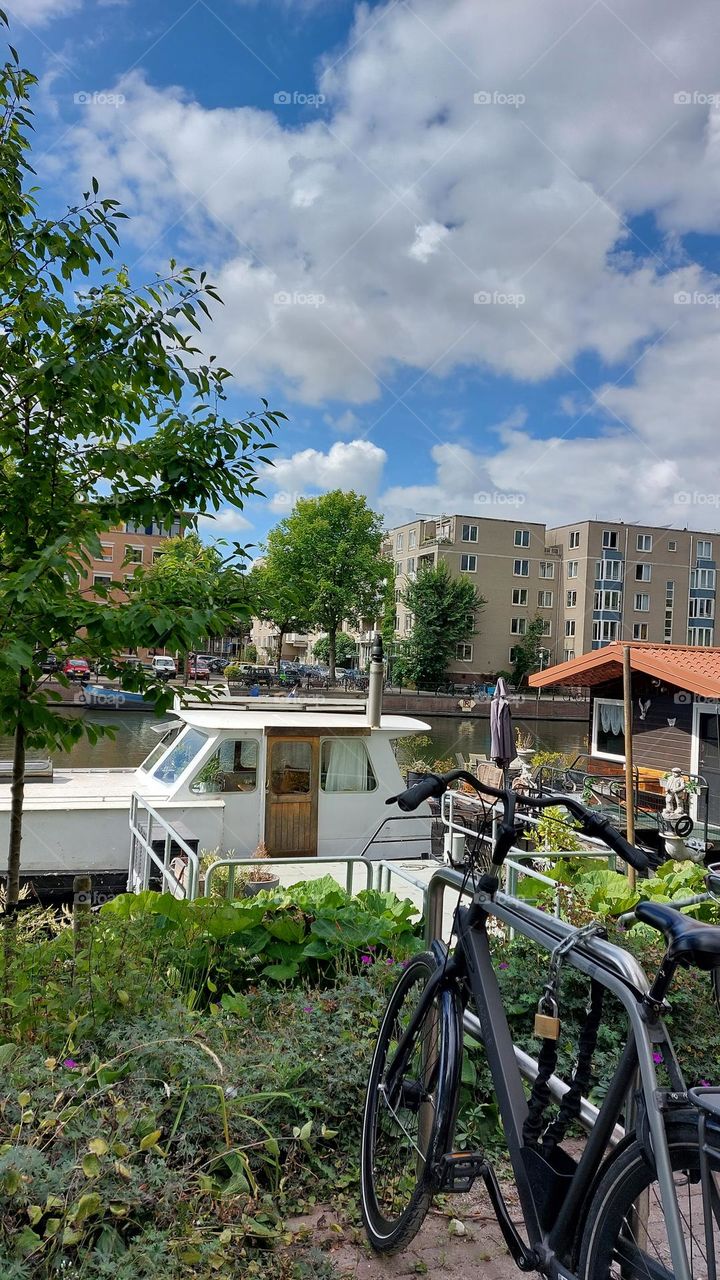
[
  {"left": 662, "top": 766, "right": 689, "bottom": 817},
  {"left": 512, "top": 762, "right": 535, "bottom": 795}
]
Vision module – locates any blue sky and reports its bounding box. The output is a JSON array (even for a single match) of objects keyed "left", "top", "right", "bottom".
[{"left": 7, "top": 0, "right": 720, "bottom": 548}]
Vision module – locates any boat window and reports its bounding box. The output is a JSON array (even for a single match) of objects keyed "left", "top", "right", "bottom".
[
  {"left": 320, "top": 739, "right": 377, "bottom": 793},
  {"left": 152, "top": 727, "right": 208, "bottom": 785},
  {"left": 270, "top": 741, "right": 311, "bottom": 795},
  {"left": 139, "top": 723, "right": 183, "bottom": 774},
  {"left": 190, "top": 738, "right": 259, "bottom": 794}
]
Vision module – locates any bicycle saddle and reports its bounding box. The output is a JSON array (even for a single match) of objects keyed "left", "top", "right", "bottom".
[{"left": 635, "top": 901, "right": 720, "bottom": 970}]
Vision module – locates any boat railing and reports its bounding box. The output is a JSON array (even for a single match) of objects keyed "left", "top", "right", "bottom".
[
  {"left": 358, "top": 812, "right": 437, "bottom": 859},
  {"left": 203, "top": 854, "right": 374, "bottom": 900},
  {"left": 128, "top": 792, "right": 200, "bottom": 900}
]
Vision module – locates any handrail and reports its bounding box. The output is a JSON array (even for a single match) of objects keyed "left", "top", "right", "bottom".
[
  {"left": 128, "top": 792, "right": 200, "bottom": 899},
  {"left": 359, "top": 811, "right": 434, "bottom": 859},
  {"left": 204, "top": 854, "right": 374, "bottom": 900}
]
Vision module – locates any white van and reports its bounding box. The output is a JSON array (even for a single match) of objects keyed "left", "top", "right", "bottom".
[{"left": 151, "top": 655, "right": 177, "bottom": 680}]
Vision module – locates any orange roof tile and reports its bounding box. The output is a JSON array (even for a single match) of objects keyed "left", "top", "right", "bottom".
[{"left": 528, "top": 642, "right": 720, "bottom": 700}]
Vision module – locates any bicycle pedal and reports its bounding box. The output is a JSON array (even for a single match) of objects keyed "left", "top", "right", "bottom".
[{"left": 437, "top": 1150, "right": 487, "bottom": 1192}]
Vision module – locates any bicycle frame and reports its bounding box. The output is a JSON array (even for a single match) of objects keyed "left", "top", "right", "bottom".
[{"left": 405, "top": 866, "right": 696, "bottom": 1280}]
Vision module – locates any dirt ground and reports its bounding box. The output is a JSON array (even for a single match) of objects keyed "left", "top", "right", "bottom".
[{"left": 287, "top": 1181, "right": 524, "bottom": 1279}]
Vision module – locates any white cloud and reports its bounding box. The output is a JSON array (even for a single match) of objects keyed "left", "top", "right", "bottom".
[
  {"left": 323, "top": 409, "right": 362, "bottom": 435},
  {"left": 5, "top": 0, "right": 80, "bottom": 23},
  {"left": 262, "top": 439, "right": 387, "bottom": 511},
  {"left": 55, "top": 0, "right": 720, "bottom": 524},
  {"left": 196, "top": 507, "right": 253, "bottom": 544}
]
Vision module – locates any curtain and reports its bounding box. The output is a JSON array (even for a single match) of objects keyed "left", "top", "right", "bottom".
[
  {"left": 599, "top": 702, "right": 624, "bottom": 737},
  {"left": 323, "top": 739, "right": 372, "bottom": 792}
]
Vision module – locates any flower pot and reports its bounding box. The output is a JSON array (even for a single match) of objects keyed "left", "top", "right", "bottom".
[
  {"left": 516, "top": 748, "right": 535, "bottom": 765},
  {"left": 242, "top": 876, "right": 280, "bottom": 897}
]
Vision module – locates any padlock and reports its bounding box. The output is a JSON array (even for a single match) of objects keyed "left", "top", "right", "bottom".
[{"left": 534, "top": 993, "right": 561, "bottom": 1040}]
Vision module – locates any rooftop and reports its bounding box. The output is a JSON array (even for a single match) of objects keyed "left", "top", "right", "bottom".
[{"left": 528, "top": 642, "right": 720, "bottom": 699}]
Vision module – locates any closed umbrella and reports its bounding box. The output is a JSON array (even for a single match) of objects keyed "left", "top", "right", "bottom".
[{"left": 490, "top": 677, "right": 515, "bottom": 777}]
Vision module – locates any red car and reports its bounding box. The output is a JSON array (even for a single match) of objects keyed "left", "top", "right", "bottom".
[
  {"left": 63, "top": 657, "right": 91, "bottom": 681},
  {"left": 188, "top": 660, "right": 210, "bottom": 682}
]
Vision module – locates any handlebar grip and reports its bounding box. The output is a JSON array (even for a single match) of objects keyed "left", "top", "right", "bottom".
[
  {"left": 387, "top": 773, "right": 446, "bottom": 812},
  {"left": 580, "top": 811, "right": 653, "bottom": 872}
]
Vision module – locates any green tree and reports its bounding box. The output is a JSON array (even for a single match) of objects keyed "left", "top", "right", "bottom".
[
  {"left": 312, "top": 632, "right": 357, "bottom": 669},
  {"left": 401, "top": 562, "right": 484, "bottom": 687},
  {"left": 247, "top": 556, "right": 310, "bottom": 672},
  {"left": 0, "top": 32, "right": 284, "bottom": 911},
  {"left": 267, "top": 492, "right": 386, "bottom": 680},
  {"left": 510, "top": 616, "right": 548, "bottom": 687}
]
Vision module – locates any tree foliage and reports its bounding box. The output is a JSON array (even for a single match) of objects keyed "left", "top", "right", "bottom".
[
  {"left": 312, "top": 632, "right": 357, "bottom": 668},
  {"left": 263, "top": 492, "right": 386, "bottom": 679},
  {"left": 510, "top": 616, "right": 548, "bottom": 686},
  {"left": 0, "top": 29, "right": 284, "bottom": 906},
  {"left": 246, "top": 555, "right": 310, "bottom": 671},
  {"left": 400, "top": 562, "right": 484, "bottom": 687}
]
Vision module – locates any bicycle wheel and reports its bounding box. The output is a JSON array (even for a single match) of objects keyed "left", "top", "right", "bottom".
[
  {"left": 360, "top": 950, "right": 462, "bottom": 1254},
  {"left": 578, "top": 1123, "right": 720, "bottom": 1278}
]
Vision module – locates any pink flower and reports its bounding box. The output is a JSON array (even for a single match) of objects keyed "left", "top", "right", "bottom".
[
  {"left": 652, "top": 1051, "right": 664, "bottom": 1065},
  {"left": 303, "top": 1005, "right": 313, "bottom": 1013},
  {"left": 700, "top": 1079, "right": 711, "bottom": 1087},
  {"left": 386, "top": 958, "right": 395, "bottom": 966},
  {"left": 62, "top": 1058, "right": 78, "bottom": 1070},
  {"left": 360, "top": 954, "right": 373, "bottom": 966},
  {"left": 499, "top": 962, "right": 509, "bottom": 970}
]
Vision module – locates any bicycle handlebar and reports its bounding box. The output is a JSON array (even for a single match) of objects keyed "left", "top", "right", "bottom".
[{"left": 387, "top": 769, "right": 655, "bottom": 872}]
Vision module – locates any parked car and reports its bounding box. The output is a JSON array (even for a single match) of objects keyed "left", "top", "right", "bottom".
[
  {"left": 151, "top": 655, "right": 177, "bottom": 681},
  {"left": 63, "top": 657, "right": 91, "bottom": 682},
  {"left": 251, "top": 666, "right": 274, "bottom": 686},
  {"left": 207, "top": 656, "right": 227, "bottom": 673},
  {"left": 37, "top": 651, "right": 59, "bottom": 674},
  {"left": 188, "top": 659, "right": 210, "bottom": 682}
]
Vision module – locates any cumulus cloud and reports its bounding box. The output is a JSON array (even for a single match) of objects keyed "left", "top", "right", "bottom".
[
  {"left": 5, "top": 0, "right": 80, "bottom": 23},
  {"left": 262, "top": 439, "right": 387, "bottom": 512},
  {"left": 195, "top": 508, "right": 253, "bottom": 543}
]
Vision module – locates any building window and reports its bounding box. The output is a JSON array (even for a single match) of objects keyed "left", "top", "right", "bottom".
[
  {"left": 538, "top": 590, "right": 553, "bottom": 608},
  {"left": 540, "top": 620, "right": 551, "bottom": 637},
  {"left": 320, "top": 739, "right": 377, "bottom": 793},
  {"left": 565, "top": 620, "right": 576, "bottom": 637},
  {"left": 596, "top": 589, "right": 621, "bottom": 611},
  {"left": 461, "top": 523, "right": 478, "bottom": 543},
  {"left": 689, "top": 628, "right": 714, "bottom": 647},
  {"left": 396, "top": 532, "right": 404, "bottom": 552},
  {"left": 567, "top": 561, "right": 579, "bottom": 579},
  {"left": 514, "top": 529, "right": 530, "bottom": 547},
  {"left": 95, "top": 544, "right": 113, "bottom": 562},
  {"left": 406, "top": 557, "right": 415, "bottom": 573},
  {"left": 569, "top": 530, "right": 580, "bottom": 548},
  {"left": 668, "top": 540, "right": 677, "bottom": 552},
  {"left": 698, "top": 540, "right": 713, "bottom": 559},
  {"left": 691, "top": 568, "right": 716, "bottom": 590},
  {"left": 592, "top": 698, "right": 625, "bottom": 760},
  {"left": 513, "top": 559, "right": 529, "bottom": 577},
  {"left": 633, "top": 623, "right": 649, "bottom": 640},
  {"left": 408, "top": 530, "right": 416, "bottom": 550},
  {"left": 597, "top": 559, "right": 623, "bottom": 582},
  {"left": 636, "top": 534, "right": 652, "bottom": 552},
  {"left": 635, "top": 563, "right": 651, "bottom": 582},
  {"left": 564, "top": 649, "right": 576, "bottom": 661},
  {"left": 592, "top": 620, "right": 620, "bottom": 643},
  {"left": 125, "top": 546, "right": 143, "bottom": 564},
  {"left": 460, "top": 554, "right": 477, "bottom": 572},
  {"left": 510, "top": 617, "right": 527, "bottom": 635},
  {"left": 93, "top": 573, "right": 112, "bottom": 586},
  {"left": 602, "top": 530, "right": 618, "bottom": 549},
  {"left": 539, "top": 561, "right": 555, "bottom": 579},
  {"left": 396, "top": 560, "right": 403, "bottom": 575},
  {"left": 566, "top": 590, "right": 577, "bottom": 607},
  {"left": 690, "top": 597, "right": 715, "bottom": 619},
  {"left": 634, "top": 593, "right": 650, "bottom": 611},
  {"left": 438, "top": 521, "right": 451, "bottom": 541},
  {"left": 152, "top": 548, "right": 165, "bottom": 564},
  {"left": 456, "top": 642, "right": 473, "bottom": 660},
  {"left": 403, "top": 615, "right": 412, "bottom": 633},
  {"left": 512, "top": 588, "right": 528, "bottom": 605}
]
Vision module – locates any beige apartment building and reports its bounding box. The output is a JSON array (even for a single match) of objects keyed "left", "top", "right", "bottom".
[
  {"left": 78, "top": 518, "right": 183, "bottom": 658},
  {"left": 387, "top": 514, "right": 558, "bottom": 679},
  {"left": 546, "top": 521, "right": 717, "bottom": 659}
]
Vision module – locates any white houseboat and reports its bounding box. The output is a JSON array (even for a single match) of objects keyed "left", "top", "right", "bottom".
[{"left": 0, "top": 690, "right": 432, "bottom": 902}]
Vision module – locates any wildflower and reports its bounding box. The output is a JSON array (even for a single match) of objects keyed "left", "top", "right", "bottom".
[
  {"left": 499, "top": 962, "right": 509, "bottom": 970},
  {"left": 360, "top": 955, "right": 373, "bottom": 966},
  {"left": 386, "top": 958, "right": 395, "bottom": 966},
  {"left": 652, "top": 1051, "right": 663, "bottom": 1065},
  {"left": 700, "top": 1079, "right": 711, "bottom": 1087},
  {"left": 62, "top": 1058, "right": 78, "bottom": 1070},
  {"left": 303, "top": 1005, "right": 314, "bottom": 1013}
]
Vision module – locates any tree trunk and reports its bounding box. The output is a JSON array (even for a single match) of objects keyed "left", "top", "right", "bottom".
[
  {"left": 328, "top": 629, "right": 336, "bottom": 684},
  {"left": 276, "top": 627, "right": 286, "bottom": 672},
  {"left": 6, "top": 669, "right": 29, "bottom": 914}
]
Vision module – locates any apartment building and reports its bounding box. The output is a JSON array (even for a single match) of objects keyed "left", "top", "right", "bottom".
[
  {"left": 546, "top": 521, "right": 717, "bottom": 659},
  {"left": 79, "top": 518, "right": 183, "bottom": 594},
  {"left": 387, "top": 514, "right": 558, "bottom": 677}
]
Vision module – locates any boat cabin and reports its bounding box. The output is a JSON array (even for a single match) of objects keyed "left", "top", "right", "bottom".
[{"left": 529, "top": 643, "right": 720, "bottom": 835}]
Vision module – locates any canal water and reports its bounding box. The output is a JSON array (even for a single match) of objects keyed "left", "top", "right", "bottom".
[{"left": 0, "top": 709, "right": 588, "bottom": 769}]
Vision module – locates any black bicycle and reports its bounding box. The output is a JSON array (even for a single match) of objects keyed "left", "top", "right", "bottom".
[{"left": 360, "top": 768, "right": 720, "bottom": 1279}]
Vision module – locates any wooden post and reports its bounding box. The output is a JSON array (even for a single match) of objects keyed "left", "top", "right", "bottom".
[
  {"left": 622, "top": 646, "right": 636, "bottom": 889},
  {"left": 73, "top": 874, "right": 92, "bottom": 947}
]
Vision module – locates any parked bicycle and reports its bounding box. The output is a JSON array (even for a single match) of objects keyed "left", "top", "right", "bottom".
[{"left": 360, "top": 767, "right": 720, "bottom": 1279}]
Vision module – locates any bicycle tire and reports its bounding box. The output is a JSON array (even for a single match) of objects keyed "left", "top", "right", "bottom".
[
  {"left": 360, "top": 950, "right": 462, "bottom": 1254},
  {"left": 577, "top": 1122, "right": 720, "bottom": 1278}
]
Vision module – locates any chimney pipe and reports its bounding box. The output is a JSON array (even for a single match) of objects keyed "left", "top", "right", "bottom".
[{"left": 367, "top": 633, "right": 384, "bottom": 728}]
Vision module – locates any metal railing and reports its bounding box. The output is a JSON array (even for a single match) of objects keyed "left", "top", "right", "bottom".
[
  {"left": 128, "top": 792, "right": 200, "bottom": 900},
  {"left": 204, "top": 854, "right": 374, "bottom": 900}
]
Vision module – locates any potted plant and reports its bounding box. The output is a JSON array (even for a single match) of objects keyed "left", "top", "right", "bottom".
[
  {"left": 193, "top": 756, "right": 225, "bottom": 793},
  {"left": 240, "top": 840, "right": 280, "bottom": 897},
  {"left": 515, "top": 727, "right": 535, "bottom": 765}
]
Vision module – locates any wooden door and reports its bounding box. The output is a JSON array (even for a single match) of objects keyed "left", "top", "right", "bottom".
[{"left": 264, "top": 734, "right": 319, "bottom": 857}]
